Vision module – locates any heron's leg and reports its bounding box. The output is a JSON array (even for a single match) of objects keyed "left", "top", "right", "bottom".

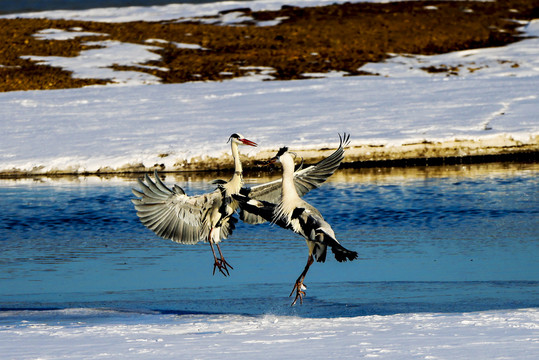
[
  {"left": 208, "top": 228, "right": 230, "bottom": 277},
  {"left": 289, "top": 254, "right": 314, "bottom": 306},
  {"left": 216, "top": 243, "right": 234, "bottom": 270}
]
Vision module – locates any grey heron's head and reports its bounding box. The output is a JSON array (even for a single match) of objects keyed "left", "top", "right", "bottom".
[
  {"left": 269, "top": 146, "right": 288, "bottom": 164},
  {"left": 228, "top": 133, "right": 257, "bottom": 147},
  {"left": 269, "top": 146, "right": 300, "bottom": 166}
]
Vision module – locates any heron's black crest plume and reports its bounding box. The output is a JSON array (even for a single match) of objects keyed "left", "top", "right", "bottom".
[{"left": 276, "top": 146, "right": 288, "bottom": 158}]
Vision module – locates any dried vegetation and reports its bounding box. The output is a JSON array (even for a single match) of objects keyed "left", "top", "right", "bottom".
[{"left": 0, "top": 0, "right": 537, "bottom": 92}]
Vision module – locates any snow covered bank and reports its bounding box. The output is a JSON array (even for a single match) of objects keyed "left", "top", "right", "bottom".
[
  {"left": 1, "top": 308, "right": 537, "bottom": 359},
  {"left": 1, "top": 72, "right": 537, "bottom": 175},
  {"left": 1, "top": 8, "right": 537, "bottom": 175}
]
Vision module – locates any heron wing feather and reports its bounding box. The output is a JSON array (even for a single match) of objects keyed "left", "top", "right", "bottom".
[{"left": 132, "top": 170, "right": 218, "bottom": 244}]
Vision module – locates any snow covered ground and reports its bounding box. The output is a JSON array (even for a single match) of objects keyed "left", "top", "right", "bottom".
[
  {"left": 1, "top": 308, "right": 538, "bottom": 360},
  {"left": 1, "top": 0, "right": 405, "bottom": 22},
  {"left": 1, "top": 2, "right": 538, "bottom": 174}
]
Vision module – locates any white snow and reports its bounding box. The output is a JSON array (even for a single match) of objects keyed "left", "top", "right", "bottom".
[
  {"left": 2, "top": 2, "right": 537, "bottom": 174},
  {"left": 145, "top": 38, "right": 209, "bottom": 51},
  {"left": 2, "top": 18, "right": 538, "bottom": 174},
  {"left": 22, "top": 39, "right": 163, "bottom": 85},
  {"left": 32, "top": 27, "right": 107, "bottom": 40},
  {"left": 0, "top": 308, "right": 537, "bottom": 359},
  {"left": 362, "top": 21, "right": 539, "bottom": 79},
  {"left": 1, "top": 1, "right": 403, "bottom": 23}
]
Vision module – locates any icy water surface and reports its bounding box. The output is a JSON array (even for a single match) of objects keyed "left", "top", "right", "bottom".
[{"left": 0, "top": 163, "right": 537, "bottom": 317}]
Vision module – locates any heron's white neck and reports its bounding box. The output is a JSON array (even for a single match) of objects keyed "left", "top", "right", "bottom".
[
  {"left": 226, "top": 141, "right": 243, "bottom": 194},
  {"left": 280, "top": 152, "right": 300, "bottom": 203},
  {"left": 273, "top": 152, "right": 301, "bottom": 225},
  {"left": 231, "top": 141, "right": 242, "bottom": 174}
]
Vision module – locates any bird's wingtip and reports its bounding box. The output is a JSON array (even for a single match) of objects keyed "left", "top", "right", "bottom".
[{"left": 338, "top": 132, "right": 351, "bottom": 148}]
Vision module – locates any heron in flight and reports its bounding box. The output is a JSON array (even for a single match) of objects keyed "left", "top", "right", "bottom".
[
  {"left": 132, "top": 133, "right": 257, "bottom": 276},
  {"left": 237, "top": 134, "right": 350, "bottom": 225},
  {"left": 234, "top": 134, "right": 358, "bottom": 305}
]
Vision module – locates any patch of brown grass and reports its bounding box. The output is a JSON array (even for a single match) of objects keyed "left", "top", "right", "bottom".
[{"left": 0, "top": 0, "right": 537, "bottom": 92}]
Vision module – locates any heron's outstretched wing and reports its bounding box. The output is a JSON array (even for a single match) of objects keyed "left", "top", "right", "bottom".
[
  {"left": 232, "top": 194, "right": 290, "bottom": 229},
  {"left": 239, "top": 133, "right": 350, "bottom": 224},
  {"left": 132, "top": 170, "right": 221, "bottom": 244}
]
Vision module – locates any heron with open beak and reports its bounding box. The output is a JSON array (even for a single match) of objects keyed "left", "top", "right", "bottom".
[{"left": 132, "top": 133, "right": 257, "bottom": 276}]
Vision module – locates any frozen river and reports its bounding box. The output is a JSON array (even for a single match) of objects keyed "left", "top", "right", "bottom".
[{"left": 1, "top": 162, "right": 537, "bottom": 317}]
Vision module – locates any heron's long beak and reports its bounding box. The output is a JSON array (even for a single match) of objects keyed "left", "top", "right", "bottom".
[
  {"left": 267, "top": 156, "right": 278, "bottom": 165},
  {"left": 241, "top": 138, "right": 257, "bottom": 147}
]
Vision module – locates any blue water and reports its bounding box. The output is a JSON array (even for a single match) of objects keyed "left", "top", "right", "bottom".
[
  {"left": 0, "top": 0, "right": 234, "bottom": 14},
  {"left": 0, "top": 163, "right": 538, "bottom": 318}
]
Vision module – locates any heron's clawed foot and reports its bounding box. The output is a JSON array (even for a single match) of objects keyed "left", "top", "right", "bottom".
[
  {"left": 212, "top": 257, "right": 234, "bottom": 277},
  {"left": 289, "top": 281, "right": 307, "bottom": 306}
]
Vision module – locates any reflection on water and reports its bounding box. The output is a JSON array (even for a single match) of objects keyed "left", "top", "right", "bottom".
[{"left": 0, "top": 162, "right": 537, "bottom": 317}]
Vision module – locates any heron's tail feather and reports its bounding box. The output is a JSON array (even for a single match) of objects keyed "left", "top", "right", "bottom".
[
  {"left": 330, "top": 241, "right": 358, "bottom": 262},
  {"left": 317, "top": 231, "right": 358, "bottom": 262}
]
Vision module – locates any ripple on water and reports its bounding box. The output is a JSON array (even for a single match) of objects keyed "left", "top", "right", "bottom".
[{"left": 1, "top": 163, "right": 538, "bottom": 316}]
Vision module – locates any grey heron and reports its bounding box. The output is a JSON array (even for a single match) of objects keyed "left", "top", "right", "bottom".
[
  {"left": 132, "top": 133, "right": 257, "bottom": 276},
  {"left": 238, "top": 133, "right": 350, "bottom": 225},
  {"left": 234, "top": 134, "right": 358, "bottom": 305}
]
